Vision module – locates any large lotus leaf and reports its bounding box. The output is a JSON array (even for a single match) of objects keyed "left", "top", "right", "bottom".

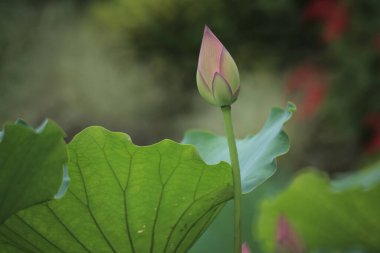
[
  {"left": 182, "top": 103, "right": 295, "bottom": 193},
  {"left": 257, "top": 167, "right": 380, "bottom": 253},
  {"left": 0, "top": 126, "right": 233, "bottom": 253},
  {"left": 0, "top": 119, "right": 67, "bottom": 225}
]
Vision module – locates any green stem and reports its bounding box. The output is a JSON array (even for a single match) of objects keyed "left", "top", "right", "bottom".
[{"left": 221, "top": 105, "right": 242, "bottom": 253}]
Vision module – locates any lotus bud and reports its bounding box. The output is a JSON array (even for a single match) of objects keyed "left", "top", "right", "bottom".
[{"left": 196, "top": 25, "right": 240, "bottom": 106}]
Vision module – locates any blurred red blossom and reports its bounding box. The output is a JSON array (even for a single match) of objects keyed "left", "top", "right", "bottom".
[
  {"left": 303, "top": 0, "right": 349, "bottom": 42},
  {"left": 373, "top": 35, "right": 380, "bottom": 52},
  {"left": 285, "top": 63, "right": 328, "bottom": 119},
  {"left": 276, "top": 215, "right": 305, "bottom": 253},
  {"left": 363, "top": 113, "right": 380, "bottom": 154}
]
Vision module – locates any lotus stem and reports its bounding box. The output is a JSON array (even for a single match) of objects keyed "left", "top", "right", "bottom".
[{"left": 221, "top": 105, "right": 242, "bottom": 253}]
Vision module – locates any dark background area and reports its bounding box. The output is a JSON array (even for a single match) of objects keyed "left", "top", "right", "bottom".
[{"left": 2, "top": 0, "right": 380, "bottom": 173}]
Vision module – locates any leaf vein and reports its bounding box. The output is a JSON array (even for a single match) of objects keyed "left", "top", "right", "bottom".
[
  {"left": 123, "top": 149, "right": 137, "bottom": 253},
  {"left": 74, "top": 140, "right": 117, "bottom": 253},
  {"left": 15, "top": 214, "right": 65, "bottom": 253},
  {"left": 0, "top": 227, "right": 38, "bottom": 253},
  {"left": 45, "top": 204, "right": 91, "bottom": 253},
  {"left": 173, "top": 202, "right": 225, "bottom": 252}
]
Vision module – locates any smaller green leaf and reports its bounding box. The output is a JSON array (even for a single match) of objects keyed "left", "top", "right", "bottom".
[
  {"left": 0, "top": 119, "right": 67, "bottom": 224},
  {"left": 258, "top": 167, "right": 380, "bottom": 252},
  {"left": 182, "top": 103, "right": 295, "bottom": 193}
]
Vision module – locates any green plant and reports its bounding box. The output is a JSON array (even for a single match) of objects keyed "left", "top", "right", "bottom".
[
  {"left": 258, "top": 163, "right": 380, "bottom": 253},
  {"left": 0, "top": 26, "right": 293, "bottom": 252}
]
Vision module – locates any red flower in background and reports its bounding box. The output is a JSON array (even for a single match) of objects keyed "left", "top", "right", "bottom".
[
  {"left": 285, "top": 63, "right": 328, "bottom": 119},
  {"left": 303, "top": 0, "right": 349, "bottom": 42},
  {"left": 363, "top": 113, "right": 380, "bottom": 154},
  {"left": 373, "top": 35, "right": 380, "bottom": 52}
]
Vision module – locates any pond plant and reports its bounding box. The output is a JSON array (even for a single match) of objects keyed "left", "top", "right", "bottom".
[{"left": 0, "top": 26, "right": 294, "bottom": 253}]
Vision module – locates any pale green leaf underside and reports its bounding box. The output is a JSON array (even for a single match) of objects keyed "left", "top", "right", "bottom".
[
  {"left": 258, "top": 168, "right": 380, "bottom": 252},
  {"left": 182, "top": 103, "right": 295, "bottom": 193},
  {"left": 331, "top": 160, "right": 380, "bottom": 191},
  {"left": 0, "top": 119, "right": 67, "bottom": 224},
  {"left": 0, "top": 126, "right": 233, "bottom": 253}
]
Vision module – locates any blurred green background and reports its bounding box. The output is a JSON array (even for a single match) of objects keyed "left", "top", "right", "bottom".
[{"left": 1, "top": 0, "right": 380, "bottom": 252}]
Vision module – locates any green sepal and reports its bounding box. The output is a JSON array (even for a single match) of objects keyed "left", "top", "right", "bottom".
[
  {"left": 196, "top": 70, "right": 217, "bottom": 105},
  {"left": 212, "top": 73, "right": 234, "bottom": 106}
]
